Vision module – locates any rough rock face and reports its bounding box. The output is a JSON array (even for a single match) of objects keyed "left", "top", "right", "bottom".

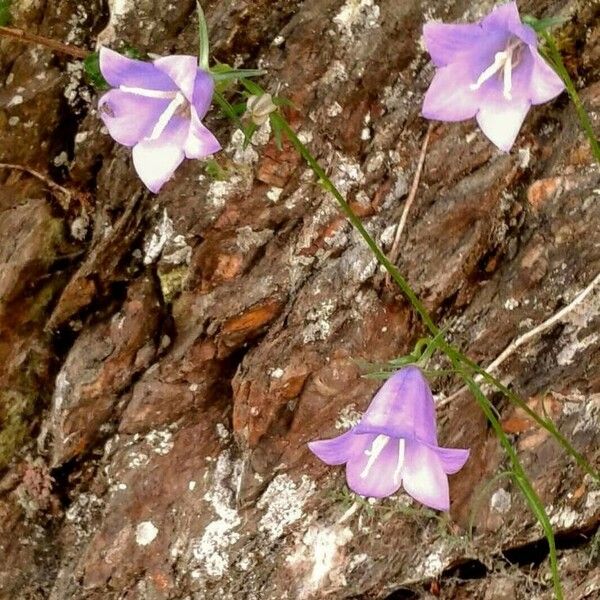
[{"left": 0, "top": 0, "right": 599, "bottom": 598}]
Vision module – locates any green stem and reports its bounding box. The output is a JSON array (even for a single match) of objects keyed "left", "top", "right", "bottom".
[
  {"left": 463, "top": 373, "right": 563, "bottom": 600},
  {"left": 273, "top": 114, "right": 438, "bottom": 334},
  {"left": 272, "top": 112, "right": 566, "bottom": 599},
  {"left": 541, "top": 32, "right": 600, "bottom": 165}
]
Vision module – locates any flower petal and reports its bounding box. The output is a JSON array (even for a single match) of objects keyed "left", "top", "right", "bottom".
[
  {"left": 185, "top": 113, "right": 221, "bottom": 159},
  {"left": 422, "top": 22, "right": 487, "bottom": 68},
  {"left": 308, "top": 430, "right": 363, "bottom": 466},
  {"left": 192, "top": 70, "right": 215, "bottom": 119},
  {"left": 434, "top": 446, "right": 470, "bottom": 474},
  {"left": 153, "top": 55, "right": 199, "bottom": 102},
  {"left": 345, "top": 435, "right": 403, "bottom": 498},
  {"left": 481, "top": 2, "right": 536, "bottom": 46},
  {"left": 421, "top": 60, "right": 483, "bottom": 122},
  {"left": 132, "top": 116, "right": 189, "bottom": 193},
  {"left": 99, "top": 47, "right": 176, "bottom": 91},
  {"left": 476, "top": 94, "right": 530, "bottom": 151},
  {"left": 402, "top": 441, "right": 450, "bottom": 511},
  {"left": 522, "top": 48, "right": 565, "bottom": 105},
  {"left": 99, "top": 90, "right": 170, "bottom": 147},
  {"left": 354, "top": 366, "right": 438, "bottom": 445}
]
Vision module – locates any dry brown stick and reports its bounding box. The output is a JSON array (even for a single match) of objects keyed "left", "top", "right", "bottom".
[
  {"left": 0, "top": 25, "right": 89, "bottom": 59},
  {"left": 387, "top": 123, "right": 433, "bottom": 278},
  {"left": 439, "top": 271, "right": 600, "bottom": 407},
  {"left": 0, "top": 162, "right": 72, "bottom": 207}
]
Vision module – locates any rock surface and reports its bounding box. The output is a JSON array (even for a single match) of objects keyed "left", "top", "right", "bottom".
[{"left": 0, "top": 0, "right": 598, "bottom": 598}]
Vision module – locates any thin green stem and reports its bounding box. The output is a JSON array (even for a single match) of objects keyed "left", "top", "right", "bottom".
[
  {"left": 540, "top": 32, "right": 600, "bottom": 165},
  {"left": 270, "top": 111, "right": 566, "bottom": 599},
  {"left": 272, "top": 114, "right": 438, "bottom": 334},
  {"left": 463, "top": 373, "right": 563, "bottom": 599}
]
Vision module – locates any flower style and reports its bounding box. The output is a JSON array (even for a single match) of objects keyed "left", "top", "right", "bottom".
[
  {"left": 98, "top": 47, "right": 221, "bottom": 193},
  {"left": 421, "top": 2, "right": 564, "bottom": 151},
  {"left": 308, "top": 366, "right": 469, "bottom": 510}
]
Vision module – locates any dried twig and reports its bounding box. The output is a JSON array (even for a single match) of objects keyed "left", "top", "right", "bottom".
[
  {"left": 0, "top": 25, "right": 88, "bottom": 59},
  {"left": 439, "top": 271, "right": 600, "bottom": 407},
  {"left": 0, "top": 162, "right": 72, "bottom": 207},
  {"left": 386, "top": 123, "right": 433, "bottom": 284}
]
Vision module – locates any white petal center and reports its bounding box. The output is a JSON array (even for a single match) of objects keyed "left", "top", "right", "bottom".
[
  {"left": 470, "top": 40, "right": 521, "bottom": 100},
  {"left": 360, "top": 434, "right": 389, "bottom": 479},
  {"left": 119, "top": 85, "right": 179, "bottom": 100},
  {"left": 149, "top": 92, "right": 188, "bottom": 140},
  {"left": 393, "top": 438, "right": 406, "bottom": 485}
]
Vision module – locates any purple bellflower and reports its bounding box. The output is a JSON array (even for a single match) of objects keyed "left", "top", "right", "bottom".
[
  {"left": 421, "top": 2, "right": 564, "bottom": 151},
  {"left": 98, "top": 47, "right": 221, "bottom": 193},
  {"left": 308, "top": 366, "right": 469, "bottom": 511}
]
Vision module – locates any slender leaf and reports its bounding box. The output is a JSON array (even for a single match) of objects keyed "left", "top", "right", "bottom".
[
  {"left": 0, "top": 0, "right": 11, "bottom": 26},
  {"left": 83, "top": 52, "right": 109, "bottom": 90},
  {"left": 196, "top": 1, "right": 210, "bottom": 70},
  {"left": 522, "top": 14, "right": 567, "bottom": 32}
]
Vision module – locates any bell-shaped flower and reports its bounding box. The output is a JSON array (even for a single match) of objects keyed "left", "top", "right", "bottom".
[
  {"left": 421, "top": 2, "right": 564, "bottom": 151},
  {"left": 98, "top": 47, "right": 221, "bottom": 193},
  {"left": 308, "top": 366, "right": 469, "bottom": 511}
]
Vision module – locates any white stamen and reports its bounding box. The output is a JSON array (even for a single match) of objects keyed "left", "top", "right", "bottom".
[
  {"left": 119, "top": 85, "right": 178, "bottom": 100},
  {"left": 393, "top": 439, "right": 405, "bottom": 485},
  {"left": 360, "top": 435, "right": 389, "bottom": 479},
  {"left": 470, "top": 40, "right": 520, "bottom": 100},
  {"left": 503, "top": 52, "right": 513, "bottom": 100},
  {"left": 469, "top": 51, "right": 507, "bottom": 91},
  {"left": 149, "top": 92, "right": 187, "bottom": 140}
]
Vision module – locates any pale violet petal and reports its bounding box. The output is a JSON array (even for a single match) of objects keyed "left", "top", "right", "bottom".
[
  {"left": 353, "top": 367, "right": 438, "bottom": 445},
  {"left": 192, "top": 69, "right": 215, "bottom": 119},
  {"left": 402, "top": 441, "right": 450, "bottom": 511},
  {"left": 476, "top": 94, "right": 530, "bottom": 151},
  {"left": 422, "top": 61, "right": 483, "bottom": 122},
  {"left": 345, "top": 435, "right": 403, "bottom": 498},
  {"left": 524, "top": 49, "right": 565, "bottom": 105},
  {"left": 434, "top": 446, "right": 470, "bottom": 475},
  {"left": 153, "top": 55, "right": 199, "bottom": 101},
  {"left": 132, "top": 117, "right": 189, "bottom": 193},
  {"left": 99, "top": 47, "right": 175, "bottom": 91},
  {"left": 481, "top": 2, "right": 536, "bottom": 46},
  {"left": 185, "top": 113, "right": 221, "bottom": 159},
  {"left": 99, "top": 90, "right": 170, "bottom": 147},
  {"left": 423, "top": 22, "right": 487, "bottom": 68},
  {"left": 308, "top": 430, "right": 363, "bottom": 466}
]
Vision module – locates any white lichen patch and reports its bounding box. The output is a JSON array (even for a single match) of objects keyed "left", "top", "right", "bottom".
[
  {"left": 52, "top": 370, "right": 71, "bottom": 414},
  {"left": 97, "top": 0, "right": 136, "bottom": 47},
  {"left": 414, "top": 541, "right": 450, "bottom": 579},
  {"left": 144, "top": 210, "right": 174, "bottom": 265},
  {"left": 257, "top": 474, "right": 316, "bottom": 541},
  {"left": 135, "top": 521, "right": 158, "bottom": 546},
  {"left": 549, "top": 505, "right": 580, "bottom": 529},
  {"left": 206, "top": 176, "right": 243, "bottom": 210},
  {"left": 555, "top": 284, "right": 600, "bottom": 365},
  {"left": 557, "top": 332, "right": 598, "bottom": 366},
  {"left": 64, "top": 61, "right": 91, "bottom": 108},
  {"left": 303, "top": 299, "right": 337, "bottom": 343},
  {"left": 320, "top": 60, "right": 349, "bottom": 85},
  {"left": 235, "top": 226, "right": 274, "bottom": 253},
  {"left": 490, "top": 488, "right": 512, "bottom": 514},
  {"left": 190, "top": 451, "right": 242, "bottom": 579},
  {"left": 144, "top": 429, "right": 174, "bottom": 455},
  {"left": 333, "top": 0, "right": 380, "bottom": 37},
  {"left": 335, "top": 404, "right": 362, "bottom": 430},
  {"left": 64, "top": 493, "right": 104, "bottom": 543},
  {"left": 227, "top": 120, "right": 272, "bottom": 165},
  {"left": 266, "top": 186, "right": 283, "bottom": 203},
  {"left": 330, "top": 155, "right": 365, "bottom": 196},
  {"left": 286, "top": 525, "right": 353, "bottom": 598},
  {"left": 161, "top": 234, "right": 193, "bottom": 266}
]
